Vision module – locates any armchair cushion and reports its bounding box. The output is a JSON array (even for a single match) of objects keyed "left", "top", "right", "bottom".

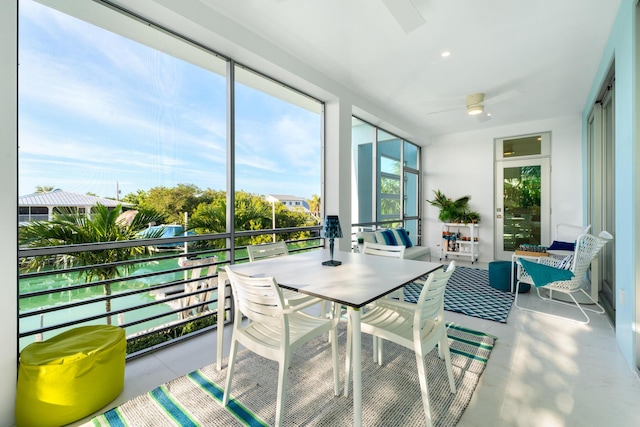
[
  {"left": 548, "top": 240, "right": 575, "bottom": 251},
  {"left": 520, "top": 258, "right": 574, "bottom": 288}
]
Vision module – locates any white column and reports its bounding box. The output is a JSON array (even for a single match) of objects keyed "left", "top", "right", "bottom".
[
  {"left": 0, "top": 2, "right": 18, "bottom": 425},
  {"left": 324, "top": 97, "right": 352, "bottom": 252}
]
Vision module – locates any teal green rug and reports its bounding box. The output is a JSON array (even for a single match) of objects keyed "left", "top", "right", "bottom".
[{"left": 89, "top": 323, "right": 496, "bottom": 426}]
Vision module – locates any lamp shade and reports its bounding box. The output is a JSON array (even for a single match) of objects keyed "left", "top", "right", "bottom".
[{"left": 322, "top": 215, "right": 343, "bottom": 239}]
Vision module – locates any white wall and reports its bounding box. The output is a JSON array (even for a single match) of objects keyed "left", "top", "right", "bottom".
[
  {"left": 423, "top": 115, "right": 582, "bottom": 263},
  {"left": 0, "top": 1, "right": 18, "bottom": 425}
]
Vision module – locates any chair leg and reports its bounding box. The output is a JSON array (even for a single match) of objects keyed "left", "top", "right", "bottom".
[
  {"left": 439, "top": 332, "right": 457, "bottom": 393},
  {"left": 414, "top": 347, "right": 434, "bottom": 427},
  {"left": 372, "top": 335, "right": 377, "bottom": 363},
  {"left": 275, "top": 353, "right": 290, "bottom": 427},
  {"left": 222, "top": 338, "right": 239, "bottom": 407},
  {"left": 517, "top": 282, "right": 605, "bottom": 324},
  {"left": 377, "top": 337, "right": 383, "bottom": 366},
  {"left": 514, "top": 280, "right": 523, "bottom": 309}
]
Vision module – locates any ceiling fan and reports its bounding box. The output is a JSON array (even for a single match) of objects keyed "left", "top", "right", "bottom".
[
  {"left": 425, "top": 90, "right": 522, "bottom": 121},
  {"left": 381, "top": 0, "right": 427, "bottom": 34}
]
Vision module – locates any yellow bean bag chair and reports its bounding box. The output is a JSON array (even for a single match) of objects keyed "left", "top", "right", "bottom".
[{"left": 16, "top": 325, "right": 126, "bottom": 427}]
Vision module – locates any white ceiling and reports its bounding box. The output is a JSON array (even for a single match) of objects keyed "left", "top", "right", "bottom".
[{"left": 116, "top": 0, "right": 621, "bottom": 140}]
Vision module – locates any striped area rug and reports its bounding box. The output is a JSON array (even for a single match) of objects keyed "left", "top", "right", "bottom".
[
  {"left": 89, "top": 323, "right": 496, "bottom": 427},
  {"left": 404, "top": 266, "right": 515, "bottom": 323}
]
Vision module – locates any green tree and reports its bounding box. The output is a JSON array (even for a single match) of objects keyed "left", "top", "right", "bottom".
[
  {"left": 35, "top": 186, "right": 59, "bottom": 193},
  {"left": 124, "top": 184, "right": 209, "bottom": 224},
  {"left": 308, "top": 194, "right": 321, "bottom": 220},
  {"left": 19, "top": 204, "right": 164, "bottom": 325},
  {"left": 189, "top": 191, "right": 315, "bottom": 247}
]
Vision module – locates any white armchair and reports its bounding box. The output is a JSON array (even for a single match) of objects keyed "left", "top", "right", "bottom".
[{"left": 515, "top": 231, "right": 612, "bottom": 324}]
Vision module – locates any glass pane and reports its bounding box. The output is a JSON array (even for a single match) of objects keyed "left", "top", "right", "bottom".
[
  {"left": 403, "top": 219, "right": 418, "bottom": 246},
  {"left": 377, "top": 130, "right": 401, "bottom": 221},
  {"left": 351, "top": 117, "right": 374, "bottom": 224},
  {"left": 503, "top": 165, "right": 542, "bottom": 251},
  {"left": 234, "top": 66, "right": 322, "bottom": 237},
  {"left": 503, "top": 135, "right": 542, "bottom": 158},
  {"left": 19, "top": 2, "right": 227, "bottom": 209},
  {"left": 404, "top": 171, "right": 418, "bottom": 217},
  {"left": 404, "top": 141, "right": 419, "bottom": 169}
]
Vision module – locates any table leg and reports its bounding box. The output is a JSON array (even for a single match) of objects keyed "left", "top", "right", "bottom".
[
  {"left": 348, "top": 307, "right": 362, "bottom": 427},
  {"left": 511, "top": 255, "right": 516, "bottom": 293},
  {"left": 216, "top": 272, "right": 228, "bottom": 371}
]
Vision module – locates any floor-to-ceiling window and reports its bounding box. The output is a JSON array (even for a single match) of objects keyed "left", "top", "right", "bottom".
[
  {"left": 351, "top": 117, "right": 421, "bottom": 244},
  {"left": 17, "top": 0, "right": 324, "bottom": 354}
]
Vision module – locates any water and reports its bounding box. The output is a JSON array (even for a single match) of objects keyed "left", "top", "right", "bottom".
[{"left": 18, "top": 255, "right": 211, "bottom": 351}]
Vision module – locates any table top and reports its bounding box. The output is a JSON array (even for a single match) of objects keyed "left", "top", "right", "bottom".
[{"left": 228, "top": 249, "right": 443, "bottom": 308}]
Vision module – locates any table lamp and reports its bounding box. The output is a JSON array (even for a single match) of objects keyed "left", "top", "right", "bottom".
[{"left": 322, "top": 215, "right": 343, "bottom": 266}]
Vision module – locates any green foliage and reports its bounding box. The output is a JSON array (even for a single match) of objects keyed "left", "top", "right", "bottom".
[
  {"left": 19, "top": 204, "right": 164, "bottom": 324},
  {"left": 188, "top": 191, "right": 316, "bottom": 247},
  {"left": 123, "top": 184, "right": 214, "bottom": 225},
  {"left": 426, "top": 190, "right": 480, "bottom": 223},
  {"left": 504, "top": 166, "right": 541, "bottom": 209},
  {"left": 126, "top": 313, "right": 217, "bottom": 354}
]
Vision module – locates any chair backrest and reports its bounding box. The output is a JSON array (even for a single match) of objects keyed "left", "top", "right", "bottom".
[
  {"left": 570, "top": 231, "right": 612, "bottom": 278},
  {"left": 556, "top": 223, "right": 591, "bottom": 243},
  {"left": 362, "top": 242, "right": 405, "bottom": 259},
  {"left": 224, "top": 266, "right": 285, "bottom": 327},
  {"left": 177, "top": 256, "right": 218, "bottom": 318},
  {"left": 247, "top": 241, "right": 289, "bottom": 262},
  {"left": 414, "top": 261, "right": 455, "bottom": 328}
]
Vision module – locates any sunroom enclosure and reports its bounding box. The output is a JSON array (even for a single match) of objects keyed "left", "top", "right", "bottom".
[{"left": 18, "top": 0, "right": 421, "bottom": 357}]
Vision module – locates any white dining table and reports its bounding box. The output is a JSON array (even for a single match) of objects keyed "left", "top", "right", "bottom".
[{"left": 226, "top": 248, "right": 442, "bottom": 427}]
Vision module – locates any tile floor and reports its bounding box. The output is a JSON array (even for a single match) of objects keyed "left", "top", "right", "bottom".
[{"left": 76, "top": 260, "right": 640, "bottom": 427}]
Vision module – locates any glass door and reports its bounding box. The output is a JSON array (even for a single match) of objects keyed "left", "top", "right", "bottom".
[
  {"left": 495, "top": 134, "right": 550, "bottom": 260},
  {"left": 587, "top": 71, "right": 615, "bottom": 319}
]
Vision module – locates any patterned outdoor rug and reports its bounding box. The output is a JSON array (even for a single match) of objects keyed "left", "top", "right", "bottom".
[
  {"left": 404, "top": 266, "right": 515, "bottom": 323},
  {"left": 89, "top": 323, "right": 496, "bottom": 427}
]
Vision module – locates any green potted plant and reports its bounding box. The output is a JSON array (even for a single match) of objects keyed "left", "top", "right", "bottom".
[{"left": 426, "top": 190, "right": 480, "bottom": 224}]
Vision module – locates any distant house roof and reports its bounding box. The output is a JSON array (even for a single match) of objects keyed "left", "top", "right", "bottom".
[
  {"left": 265, "top": 194, "right": 310, "bottom": 213},
  {"left": 266, "top": 194, "right": 307, "bottom": 203},
  {"left": 19, "top": 190, "right": 130, "bottom": 208}
]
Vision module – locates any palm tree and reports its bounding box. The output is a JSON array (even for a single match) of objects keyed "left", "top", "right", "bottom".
[
  {"left": 19, "top": 204, "right": 164, "bottom": 325},
  {"left": 35, "top": 186, "right": 59, "bottom": 193},
  {"left": 308, "top": 194, "right": 321, "bottom": 220}
]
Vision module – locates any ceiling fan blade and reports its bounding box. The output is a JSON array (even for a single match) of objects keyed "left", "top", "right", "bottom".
[
  {"left": 483, "top": 89, "right": 522, "bottom": 106},
  {"left": 381, "top": 0, "right": 426, "bottom": 33},
  {"left": 425, "top": 105, "right": 463, "bottom": 115},
  {"left": 475, "top": 111, "right": 492, "bottom": 123}
]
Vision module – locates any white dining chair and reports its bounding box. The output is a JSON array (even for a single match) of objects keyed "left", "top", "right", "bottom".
[
  {"left": 344, "top": 261, "right": 457, "bottom": 427},
  {"left": 247, "top": 241, "right": 325, "bottom": 314},
  {"left": 222, "top": 266, "right": 339, "bottom": 427},
  {"left": 362, "top": 241, "right": 406, "bottom": 300},
  {"left": 176, "top": 256, "right": 218, "bottom": 320}
]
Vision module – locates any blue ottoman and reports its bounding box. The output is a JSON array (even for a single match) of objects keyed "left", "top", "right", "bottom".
[{"left": 488, "top": 260, "right": 530, "bottom": 293}]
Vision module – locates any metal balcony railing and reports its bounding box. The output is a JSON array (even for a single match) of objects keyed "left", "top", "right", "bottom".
[{"left": 18, "top": 227, "right": 323, "bottom": 359}]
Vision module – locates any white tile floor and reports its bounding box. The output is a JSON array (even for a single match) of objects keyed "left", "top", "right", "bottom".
[{"left": 76, "top": 260, "right": 640, "bottom": 427}]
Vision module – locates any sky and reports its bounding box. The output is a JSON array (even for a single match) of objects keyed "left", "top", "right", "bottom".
[{"left": 18, "top": 0, "right": 322, "bottom": 201}]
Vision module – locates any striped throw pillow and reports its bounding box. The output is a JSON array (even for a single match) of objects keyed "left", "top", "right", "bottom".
[
  {"left": 392, "top": 228, "right": 413, "bottom": 248},
  {"left": 375, "top": 229, "right": 398, "bottom": 246}
]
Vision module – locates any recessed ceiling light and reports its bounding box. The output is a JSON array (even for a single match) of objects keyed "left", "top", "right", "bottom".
[{"left": 441, "top": 51, "right": 451, "bottom": 58}]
